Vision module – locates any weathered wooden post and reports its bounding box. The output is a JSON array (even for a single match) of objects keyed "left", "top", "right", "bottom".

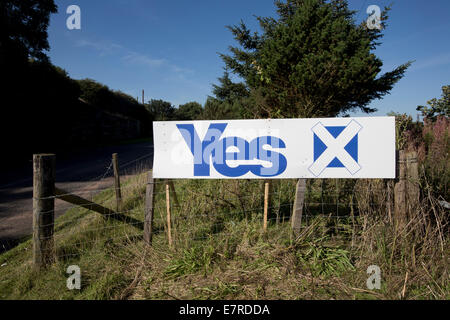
[
  {"left": 406, "top": 151, "right": 419, "bottom": 215},
  {"left": 394, "top": 150, "right": 407, "bottom": 229},
  {"left": 112, "top": 153, "right": 122, "bottom": 211},
  {"left": 394, "top": 150, "right": 419, "bottom": 230},
  {"left": 33, "top": 154, "right": 56, "bottom": 269},
  {"left": 168, "top": 180, "right": 179, "bottom": 209},
  {"left": 291, "top": 178, "right": 306, "bottom": 236},
  {"left": 165, "top": 180, "right": 173, "bottom": 248},
  {"left": 263, "top": 180, "right": 271, "bottom": 232},
  {"left": 386, "top": 179, "right": 394, "bottom": 224},
  {"left": 144, "top": 171, "right": 155, "bottom": 245}
]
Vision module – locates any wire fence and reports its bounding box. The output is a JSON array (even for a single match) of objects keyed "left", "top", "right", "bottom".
[
  {"left": 42, "top": 165, "right": 393, "bottom": 265},
  {"left": 4, "top": 150, "right": 447, "bottom": 295}
]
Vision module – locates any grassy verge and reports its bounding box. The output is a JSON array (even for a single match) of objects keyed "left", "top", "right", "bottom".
[{"left": 0, "top": 174, "right": 448, "bottom": 300}]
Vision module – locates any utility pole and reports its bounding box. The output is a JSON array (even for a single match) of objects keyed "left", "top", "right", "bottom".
[{"left": 142, "top": 89, "right": 145, "bottom": 105}]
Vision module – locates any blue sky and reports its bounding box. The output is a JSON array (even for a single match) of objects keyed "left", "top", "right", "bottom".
[{"left": 47, "top": 0, "right": 450, "bottom": 117}]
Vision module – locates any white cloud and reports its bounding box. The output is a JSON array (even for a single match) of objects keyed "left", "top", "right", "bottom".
[
  {"left": 75, "top": 38, "right": 192, "bottom": 75},
  {"left": 411, "top": 53, "right": 450, "bottom": 71},
  {"left": 122, "top": 51, "right": 166, "bottom": 68},
  {"left": 75, "top": 39, "right": 123, "bottom": 56}
]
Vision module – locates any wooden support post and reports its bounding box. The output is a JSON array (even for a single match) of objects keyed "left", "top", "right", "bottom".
[
  {"left": 263, "top": 180, "right": 270, "bottom": 232},
  {"left": 406, "top": 151, "right": 419, "bottom": 214},
  {"left": 144, "top": 171, "right": 155, "bottom": 245},
  {"left": 165, "top": 180, "right": 173, "bottom": 248},
  {"left": 168, "top": 180, "right": 179, "bottom": 209},
  {"left": 33, "top": 154, "right": 55, "bottom": 269},
  {"left": 112, "top": 153, "right": 122, "bottom": 212},
  {"left": 291, "top": 178, "right": 306, "bottom": 236},
  {"left": 394, "top": 150, "right": 407, "bottom": 229},
  {"left": 55, "top": 187, "right": 143, "bottom": 228},
  {"left": 394, "top": 150, "right": 419, "bottom": 230},
  {"left": 386, "top": 179, "right": 394, "bottom": 224}
]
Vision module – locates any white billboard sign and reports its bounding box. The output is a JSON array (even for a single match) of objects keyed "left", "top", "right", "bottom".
[{"left": 153, "top": 117, "right": 395, "bottom": 179}]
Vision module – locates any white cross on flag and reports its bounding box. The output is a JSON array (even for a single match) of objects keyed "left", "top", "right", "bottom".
[{"left": 309, "top": 120, "right": 362, "bottom": 176}]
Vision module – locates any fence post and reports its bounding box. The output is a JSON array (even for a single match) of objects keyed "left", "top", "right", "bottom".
[
  {"left": 291, "top": 178, "right": 306, "bottom": 236},
  {"left": 112, "top": 153, "right": 122, "bottom": 212},
  {"left": 144, "top": 171, "right": 155, "bottom": 245},
  {"left": 168, "top": 180, "right": 179, "bottom": 209},
  {"left": 263, "top": 180, "right": 271, "bottom": 232},
  {"left": 394, "top": 150, "right": 407, "bottom": 229},
  {"left": 165, "top": 180, "right": 173, "bottom": 248},
  {"left": 33, "top": 154, "right": 55, "bottom": 269},
  {"left": 406, "top": 151, "right": 419, "bottom": 215},
  {"left": 386, "top": 179, "right": 394, "bottom": 224}
]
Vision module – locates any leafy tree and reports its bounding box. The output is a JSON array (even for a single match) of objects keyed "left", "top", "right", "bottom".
[
  {"left": 147, "top": 99, "right": 176, "bottom": 121},
  {"left": 0, "top": 1, "right": 154, "bottom": 166},
  {"left": 0, "top": 0, "right": 57, "bottom": 66},
  {"left": 1, "top": 0, "right": 59, "bottom": 111},
  {"left": 220, "top": 0, "right": 411, "bottom": 118},
  {"left": 77, "top": 79, "right": 152, "bottom": 127},
  {"left": 417, "top": 85, "right": 450, "bottom": 121},
  {"left": 201, "top": 97, "right": 243, "bottom": 120},
  {"left": 175, "top": 102, "right": 203, "bottom": 120},
  {"left": 77, "top": 79, "right": 109, "bottom": 103}
]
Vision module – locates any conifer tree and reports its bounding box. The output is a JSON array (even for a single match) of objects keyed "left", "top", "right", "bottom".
[{"left": 219, "top": 0, "right": 411, "bottom": 118}]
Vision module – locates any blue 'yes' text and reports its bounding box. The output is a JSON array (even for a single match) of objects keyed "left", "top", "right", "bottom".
[{"left": 177, "top": 123, "right": 287, "bottom": 177}]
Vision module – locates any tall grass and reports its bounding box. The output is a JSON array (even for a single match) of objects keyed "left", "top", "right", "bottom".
[{"left": 0, "top": 119, "right": 448, "bottom": 299}]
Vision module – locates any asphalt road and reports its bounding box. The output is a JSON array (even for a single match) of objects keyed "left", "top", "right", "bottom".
[{"left": 0, "top": 141, "right": 153, "bottom": 252}]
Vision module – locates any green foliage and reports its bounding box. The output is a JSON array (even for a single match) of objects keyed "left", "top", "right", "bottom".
[
  {"left": 220, "top": 0, "right": 411, "bottom": 118},
  {"left": 164, "top": 244, "right": 216, "bottom": 279},
  {"left": 201, "top": 97, "right": 244, "bottom": 120},
  {"left": 77, "top": 79, "right": 151, "bottom": 123},
  {"left": 175, "top": 101, "right": 203, "bottom": 120},
  {"left": 203, "top": 70, "right": 250, "bottom": 120},
  {"left": 0, "top": 174, "right": 447, "bottom": 300},
  {"left": 417, "top": 85, "right": 450, "bottom": 121},
  {"left": 296, "top": 236, "right": 355, "bottom": 277},
  {"left": 0, "top": 2, "right": 152, "bottom": 166},
  {"left": 146, "top": 99, "right": 176, "bottom": 121},
  {"left": 387, "top": 112, "right": 414, "bottom": 150},
  {"left": 146, "top": 100, "right": 204, "bottom": 121},
  {"left": 389, "top": 101, "right": 448, "bottom": 200},
  {"left": 1, "top": 67, "right": 152, "bottom": 167},
  {"left": 0, "top": 0, "right": 57, "bottom": 64},
  {"left": 212, "top": 71, "right": 249, "bottom": 104},
  {"left": 421, "top": 117, "right": 449, "bottom": 199}
]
